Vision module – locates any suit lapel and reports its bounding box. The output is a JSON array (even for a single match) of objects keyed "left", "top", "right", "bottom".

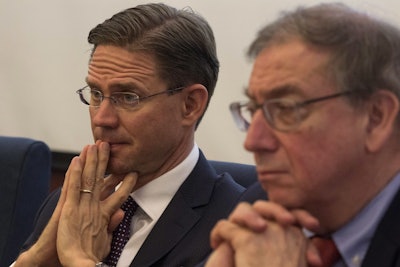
[
  {"left": 362, "top": 187, "right": 400, "bottom": 267},
  {"left": 130, "top": 152, "right": 217, "bottom": 266}
]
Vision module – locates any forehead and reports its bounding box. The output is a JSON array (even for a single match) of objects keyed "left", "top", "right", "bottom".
[
  {"left": 87, "top": 45, "right": 162, "bottom": 90},
  {"left": 248, "top": 40, "right": 335, "bottom": 99}
]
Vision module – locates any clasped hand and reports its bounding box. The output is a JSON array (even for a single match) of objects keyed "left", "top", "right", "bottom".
[
  {"left": 206, "top": 201, "right": 324, "bottom": 267},
  {"left": 15, "top": 141, "right": 137, "bottom": 267}
]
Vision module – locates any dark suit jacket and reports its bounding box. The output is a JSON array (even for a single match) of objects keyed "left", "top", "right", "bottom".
[
  {"left": 195, "top": 181, "right": 268, "bottom": 267},
  {"left": 361, "top": 186, "right": 400, "bottom": 267},
  {"left": 239, "top": 182, "right": 267, "bottom": 203},
  {"left": 21, "top": 151, "right": 246, "bottom": 267}
]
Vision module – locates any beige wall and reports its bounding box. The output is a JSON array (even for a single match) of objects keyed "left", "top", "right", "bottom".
[{"left": 1, "top": 0, "right": 399, "bottom": 164}]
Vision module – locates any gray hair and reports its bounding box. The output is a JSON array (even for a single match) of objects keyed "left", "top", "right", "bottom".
[
  {"left": 248, "top": 3, "right": 400, "bottom": 105},
  {"left": 88, "top": 3, "right": 219, "bottom": 127}
]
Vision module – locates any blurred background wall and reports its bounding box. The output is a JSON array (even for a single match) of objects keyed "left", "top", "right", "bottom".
[{"left": 1, "top": 0, "right": 400, "bottom": 164}]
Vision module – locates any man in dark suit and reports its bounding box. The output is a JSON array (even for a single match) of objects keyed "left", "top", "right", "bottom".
[
  {"left": 205, "top": 3, "right": 400, "bottom": 267},
  {"left": 14, "top": 3, "right": 247, "bottom": 267}
]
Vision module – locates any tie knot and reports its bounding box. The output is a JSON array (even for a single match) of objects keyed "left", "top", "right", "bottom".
[{"left": 310, "top": 236, "right": 340, "bottom": 267}]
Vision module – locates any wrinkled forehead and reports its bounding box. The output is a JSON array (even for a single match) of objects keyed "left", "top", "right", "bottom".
[
  {"left": 89, "top": 45, "right": 158, "bottom": 74},
  {"left": 86, "top": 45, "right": 167, "bottom": 93},
  {"left": 248, "top": 41, "right": 336, "bottom": 100}
]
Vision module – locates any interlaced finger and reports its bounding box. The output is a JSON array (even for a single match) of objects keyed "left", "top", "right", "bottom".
[
  {"left": 252, "top": 200, "right": 297, "bottom": 226},
  {"left": 227, "top": 202, "right": 267, "bottom": 232}
]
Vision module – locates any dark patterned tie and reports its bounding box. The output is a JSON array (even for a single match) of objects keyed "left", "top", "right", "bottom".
[
  {"left": 310, "top": 236, "right": 340, "bottom": 267},
  {"left": 104, "top": 196, "right": 138, "bottom": 267}
]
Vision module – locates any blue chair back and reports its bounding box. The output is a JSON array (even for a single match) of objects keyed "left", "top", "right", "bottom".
[
  {"left": 0, "top": 136, "right": 51, "bottom": 266},
  {"left": 209, "top": 160, "right": 257, "bottom": 188}
]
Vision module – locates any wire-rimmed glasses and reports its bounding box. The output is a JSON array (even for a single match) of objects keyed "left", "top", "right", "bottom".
[
  {"left": 76, "top": 86, "right": 184, "bottom": 110},
  {"left": 230, "top": 91, "right": 354, "bottom": 132}
]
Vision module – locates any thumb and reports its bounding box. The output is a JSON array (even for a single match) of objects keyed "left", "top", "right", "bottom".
[{"left": 108, "top": 209, "right": 125, "bottom": 232}]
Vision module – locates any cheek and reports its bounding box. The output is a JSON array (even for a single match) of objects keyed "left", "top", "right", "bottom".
[
  {"left": 280, "top": 139, "right": 337, "bottom": 209},
  {"left": 284, "top": 136, "right": 323, "bottom": 187},
  {"left": 123, "top": 109, "right": 161, "bottom": 139},
  {"left": 288, "top": 123, "right": 364, "bottom": 193},
  {"left": 89, "top": 110, "right": 100, "bottom": 138},
  {"left": 123, "top": 106, "right": 183, "bottom": 151}
]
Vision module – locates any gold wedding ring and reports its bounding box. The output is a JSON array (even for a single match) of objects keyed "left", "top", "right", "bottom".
[{"left": 80, "top": 189, "right": 93, "bottom": 194}]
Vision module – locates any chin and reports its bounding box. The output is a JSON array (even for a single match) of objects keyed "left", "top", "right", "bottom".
[
  {"left": 268, "top": 191, "right": 302, "bottom": 209},
  {"left": 106, "top": 159, "right": 130, "bottom": 175}
]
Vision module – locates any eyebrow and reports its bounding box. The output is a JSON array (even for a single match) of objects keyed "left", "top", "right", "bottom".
[
  {"left": 85, "top": 78, "right": 98, "bottom": 89},
  {"left": 109, "top": 83, "right": 138, "bottom": 92},
  {"left": 84, "top": 79, "right": 141, "bottom": 93},
  {"left": 244, "top": 85, "right": 304, "bottom": 101}
]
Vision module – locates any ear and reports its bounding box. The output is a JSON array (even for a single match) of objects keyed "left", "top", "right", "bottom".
[
  {"left": 365, "top": 90, "right": 400, "bottom": 152},
  {"left": 180, "top": 84, "right": 208, "bottom": 127}
]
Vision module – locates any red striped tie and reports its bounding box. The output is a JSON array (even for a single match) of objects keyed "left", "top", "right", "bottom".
[{"left": 309, "top": 236, "right": 340, "bottom": 267}]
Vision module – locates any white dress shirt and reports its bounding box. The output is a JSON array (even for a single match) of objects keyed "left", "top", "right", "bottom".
[{"left": 116, "top": 144, "right": 199, "bottom": 267}]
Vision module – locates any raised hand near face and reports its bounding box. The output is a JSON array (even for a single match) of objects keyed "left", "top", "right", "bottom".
[
  {"left": 14, "top": 145, "right": 90, "bottom": 267},
  {"left": 57, "top": 142, "right": 137, "bottom": 267}
]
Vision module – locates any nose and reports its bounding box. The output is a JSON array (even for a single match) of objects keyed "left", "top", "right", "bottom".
[
  {"left": 90, "top": 98, "right": 119, "bottom": 128},
  {"left": 244, "top": 110, "right": 279, "bottom": 152}
]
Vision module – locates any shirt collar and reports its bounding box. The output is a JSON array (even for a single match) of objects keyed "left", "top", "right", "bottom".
[
  {"left": 131, "top": 144, "right": 199, "bottom": 222},
  {"left": 332, "top": 172, "right": 400, "bottom": 267}
]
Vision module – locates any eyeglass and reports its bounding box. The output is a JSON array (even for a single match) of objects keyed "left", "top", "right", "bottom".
[
  {"left": 230, "top": 90, "right": 354, "bottom": 132},
  {"left": 76, "top": 86, "right": 184, "bottom": 110}
]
